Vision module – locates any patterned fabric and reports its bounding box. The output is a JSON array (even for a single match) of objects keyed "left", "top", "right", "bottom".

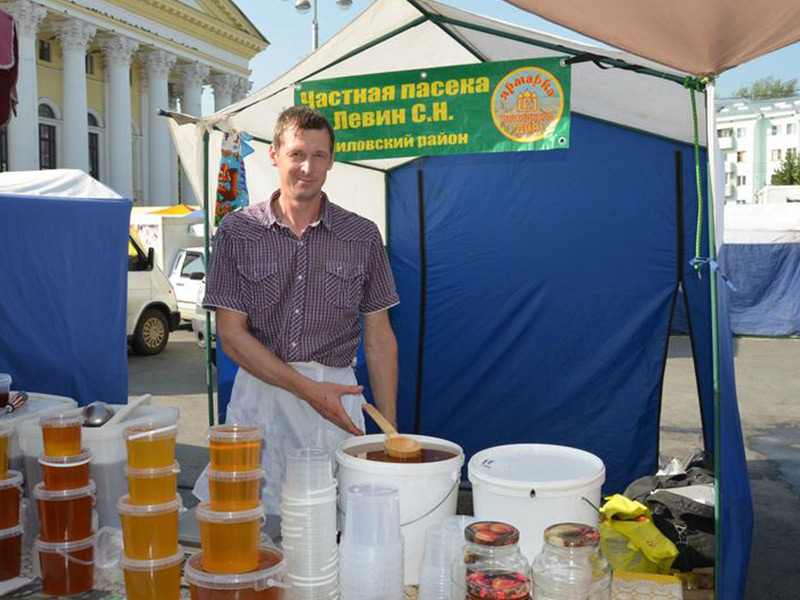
[
  {"left": 215, "top": 131, "right": 254, "bottom": 225},
  {"left": 204, "top": 191, "right": 399, "bottom": 367}
]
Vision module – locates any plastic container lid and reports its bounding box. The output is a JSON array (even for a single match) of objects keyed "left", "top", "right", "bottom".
[
  {"left": 0, "top": 470, "right": 23, "bottom": 490},
  {"left": 39, "top": 449, "right": 93, "bottom": 468},
  {"left": 0, "top": 524, "right": 24, "bottom": 540},
  {"left": 465, "top": 522, "right": 520, "bottom": 547},
  {"left": 125, "top": 462, "right": 181, "bottom": 478},
  {"left": 467, "top": 570, "right": 531, "bottom": 600},
  {"left": 35, "top": 533, "right": 96, "bottom": 553},
  {"left": 0, "top": 423, "right": 13, "bottom": 437},
  {"left": 0, "top": 373, "right": 11, "bottom": 387},
  {"left": 124, "top": 422, "right": 178, "bottom": 441},
  {"left": 122, "top": 547, "right": 185, "bottom": 571},
  {"left": 39, "top": 413, "right": 82, "bottom": 428},
  {"left": 207, "top": 424, "right": 263, "bottom": 443},
  {"left": 117, "top": 494, "right": 182, "bottom": 515},
  {"left": 543, "top": 523, "right": 601, "bottom": 548},
  {"left": 206, "top": 468, "right": 263, "bottom": 482},
  {"left": 185, "top": 547, "right": 286, "bottom": 591},
  {"left": 195, "top": 502, "right": 264, "bottom": 524},
  {"left": 33, "top": 480, "right": 96, "bottom": 501}
]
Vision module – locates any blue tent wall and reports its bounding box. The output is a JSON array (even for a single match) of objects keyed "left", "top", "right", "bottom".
[{"left": 0, "top": 193, "right": 130, "bottom": 405}]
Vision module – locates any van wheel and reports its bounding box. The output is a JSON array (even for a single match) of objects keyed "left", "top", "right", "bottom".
[{"left": 132, "top": 309, "right": 169, "bottom": 355}]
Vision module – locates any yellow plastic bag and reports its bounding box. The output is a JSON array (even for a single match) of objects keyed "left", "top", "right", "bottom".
[{"left": 599, "top": 494, "right": 679, "bottom": 574}]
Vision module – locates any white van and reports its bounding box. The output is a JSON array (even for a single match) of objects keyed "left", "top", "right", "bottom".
[
  {"left": 128, "top": 234, "right": 181, "bottom": 355},
  {"left": 169, "top": 246, "right": 206, "bottom": 320}
]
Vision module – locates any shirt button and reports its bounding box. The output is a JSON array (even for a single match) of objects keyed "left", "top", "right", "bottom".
[
  {"left": 297, "top": 275, "right": 304, "bottom": 281},
  {"left": 290, "top": 342, "right": 297, "bottom": 348},
  {"left": 294, "top": 309, "right": 301, "bottom": 315}
]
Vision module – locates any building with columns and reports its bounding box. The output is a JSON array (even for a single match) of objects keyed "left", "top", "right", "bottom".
[{"left": 0, "top": 0, "right": 266, "bottom": 204}]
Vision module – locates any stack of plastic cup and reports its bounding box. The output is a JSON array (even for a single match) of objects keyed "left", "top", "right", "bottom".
[
  {"left": 418, "top": 525, "right": 452, "bottom": 600},
  {"left": 339, "top": 484, "right": 404, "bottom": 600},
  {"left": 33, "top": 414, "right": 96, "bottom": 596},
  {"left": 119, "top": 422, "right": 183, "bottom": 600},
  {"left": 281, "top": 448, "right": 339, "bottom": 600},
  {"left": 0, "top": 423, "right": 24, "bottom": 583}
]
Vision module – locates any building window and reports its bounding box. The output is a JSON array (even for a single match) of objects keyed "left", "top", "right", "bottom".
[
  {"left": 0, "top": 127, "right": 7, "bottom": 172},
  {"left": 725, "top": 172, "right": 734, "bottom": 184},
  {"left": 38, "top": 104, "right": 57, "bottom": 169},
  {"left": 39, "top": 40, "right": 51, "bottom": 62},
  {"left": 772, "top": 125, "right": 780, "bottom": 135},
  {"left": 85, "top": 54, "right": 94, "bottom": 75},
  {"left": 88, "top": 132, "right": 99, "bottom": 179},
  {"left": 736, "top": 127, "right": 746, "bottom": 137},
  {"left": 737, "top": 175, "right": 747, "bottom": 186},
  {"left": 737, "top": 151, "right": 747, "bottom": 162},
  {"left": 788, "top": 148, "right": 797, "bottom": 159},
  {"left": 772, "top": 149, "right": 783, "bottom": 161},
  {"left": 788, "top": 124, "right": 797, "bottom": 135},
  {"left": 718, "top": 128, "right": 733, "bottom": 138}
]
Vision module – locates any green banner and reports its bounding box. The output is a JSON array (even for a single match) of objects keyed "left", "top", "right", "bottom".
[{"left": 294, "top": 57, "right": 570, "bottom": 161}]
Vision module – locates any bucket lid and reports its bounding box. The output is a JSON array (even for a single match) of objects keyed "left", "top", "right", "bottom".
[
  {"left": 465, "top": 522, "right": 519, "bottom": 547},
  {"left": 467, "top": 570, "right": 531, "bottom": 600},
  {"left": 33, "top": 480, "right": 96, "bottom": 500},
  {"left": 39, "top": 413, "right": 82, "bottom": 428},
  {"left": 206, "top": 468, "right": 263, "bottom": 482},
  {"left": 124, "top": 422, "right": 178, "bottom": 441},
  {"left": 39, "top": 449, "right": 92, "bottom": 468},
  {"left": 125, "top": 462, "right": 181, "bottom": 478},
  {"left": 543, "top": 523, "right": 600, "bottom": 548},
  {"left": 468, "top": 444, "right": 605, "bottom": 492},
  {"left": 122, "top": 547, "right": 185, "bottom": 571},
  {"left": 207, "top": 424, "right": 263, "bottom": 443},
  {"left": 35, "top": 533, "right": 96, "bottom": 553},
  {"left": 117, "top": 494, "right": 182, "bottom": 515},
  {"left": 185, "top": 547, "right": 286, "bottom": 590},
  {"left": 0, "top": 524, "right": 24, "bottom": 540},
  {"left": 0, "top": 470, "right": 23, "bottom": 490},
  {"left": 195, "top": 502, "right": 264, "bottom": 524}
]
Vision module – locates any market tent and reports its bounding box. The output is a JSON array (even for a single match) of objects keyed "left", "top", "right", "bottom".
[
  {"left": 0, "top": 169, "right": 130, "bottom": 405},
  {"left": 168, "top": 0, "right": 750, "bottom": 594}
]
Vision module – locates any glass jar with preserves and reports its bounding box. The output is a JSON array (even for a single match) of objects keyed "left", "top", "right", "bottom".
[
  {"left": 531, "top": 523, "right": 612, "bottom": 600},
  {"left": 468, "top": 569, "right": 531, "bottom": 600}
]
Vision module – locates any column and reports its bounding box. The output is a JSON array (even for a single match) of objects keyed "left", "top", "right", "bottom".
[
  {"left": 138, "top": 69, "right": 149, "bottom": 202},
  {"left": 233, "top": 76, "right": 252, "bottom": 103},
  {"left": 100, "top": 35, "right": 138, "bottom": 199},
  {"left": 168, "top": 83, "right": 179, "bottom": 203},
  {"left": 210, "top": 72, "right": 236, "bottom": 112},
  {"left": 52, "top": 18, "right": 96, "bottom": 172},
  {"left": 178, "top": 62, "right": 208, "bottom": 204},
  {"left": 4, "top": 0, "right": 46, "bottom": 170},
  {"left": 142, "top": 49, "right": 176, "bottom": 205}
]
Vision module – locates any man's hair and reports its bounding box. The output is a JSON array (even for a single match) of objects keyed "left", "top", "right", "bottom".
[{"left": 273, "top": 106, "right": 335, "bottom": 153}]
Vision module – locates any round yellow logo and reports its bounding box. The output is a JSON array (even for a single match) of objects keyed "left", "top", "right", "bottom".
[{"left": 490, "top": 67, "right": 565, "bottom": 143}]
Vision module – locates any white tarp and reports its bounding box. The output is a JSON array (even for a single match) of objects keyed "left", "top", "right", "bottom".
[
  {"left": 724, "top": 203, "right": 800, "bottom": 244},
  {"left": 0, "top": 169, "right": 122, "bottom": 199}
]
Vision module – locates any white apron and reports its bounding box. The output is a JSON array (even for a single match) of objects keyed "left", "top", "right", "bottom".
[{"left": 193, "top": 362, "right": 366, "bottom": 515}]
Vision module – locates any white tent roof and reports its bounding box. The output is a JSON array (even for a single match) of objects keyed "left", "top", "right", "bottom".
[
  {"left": 725, "top": 204, "right": 800, "bottom": 244},
  {"left": 0, "top": 169, "right": 123, "bottom": 199}
]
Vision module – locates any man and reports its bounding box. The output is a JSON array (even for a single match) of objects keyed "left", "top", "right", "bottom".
[{"left": 198, "top": 106, "right": 399, "bottom": 513}]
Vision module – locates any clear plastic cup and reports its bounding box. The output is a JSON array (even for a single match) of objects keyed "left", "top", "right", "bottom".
[
  {"left": 208, "top": 425, "right": 263, "bottom": 472},
  {"left": 341, "top": 484, "right": 402, "bottom": 548},
  {"left": 39, "top": 449, "right": 92, "bottom": 490},
  {"left": 0, "top": 471, "right": 23, "bottom": 529},
  {"left": 118, "top": 494, "right": 182, "bottom": 560},
  {"left": 0, "top": 524, "right": 23, "bottom": 582},
  {"left": 284, "top": 448, "right": 333, "bottom": 496},
  {"left": 125, "top": 423, "right": 178, "bottom": 469},
  {"left": 40, "top": 413, "right": 82, "bottom": 457},
  {"left": 122, "top": 547, "right": 184, "bottom": 600},
  {"left": 0, "top": 374, "right": 11, "bottom": 410},
  {"left": 418, "top": 525, "right": 453, "bottom": 600},
  {"left": 35, "top": 534, "right": 95, "bottom": 596},
  {"left": 126, "top": 462, "right": 180, "bottom": 505},
  {"left": 185, "top": 545, "right": 287, "bottom": 600},
  {"left": 207, "top": 468, "right": 263, "bottom": 511},
  {"left": 0, "top": 424, "right": 12, "bottom": 478},
  {"left": 34, "top": 480, "right": 96, "bottom": 542},
  {"left": 196, "top": 502, "right": 264, "bottom": 574}
]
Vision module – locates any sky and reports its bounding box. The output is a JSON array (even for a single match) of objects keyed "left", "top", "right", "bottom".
[{"left": 202, "top": 0, "right": 800, "bottom": 112}]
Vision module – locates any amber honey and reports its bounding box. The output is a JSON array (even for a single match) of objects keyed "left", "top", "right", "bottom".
[
  {"left": 118, "top": 495, "right": 181, "bottom": 560},
  {"left": 125, "top": 424, "right": 178, "bottom": 469},
  {"left": 122, "top": 550, "right": 184, "bottom": 600},
  {"left": 36, "top": 536, "right": 95, "bottom": 596},
  {"left": 34, "top": 481, "right": 95, "bottom": 542},
  {"left": 40, "top": 414, "right": 82, "bottom": 457},
  {"left": 208, "top": 425, "right": 263, "bottom": 472},
  {"left": 0, "top": 526, "right": 23, "bottom": 582},
  {"left": 39, "top": 450, "right": 92, "bottom": 490},
  {"left": 126, "top": 463, "right": 180, "bottom": 505},
  {"left": 0, "top": 472, "right": 22, "bottom": 529},
  {"left": 186, "top": 547, "right": 286, "bottom": 600},
  {"left": 208, "top": 469, "right": 262, "bottom": 511},
  {"left": 196, "top": 503, "right": 263, "bottom": 574},
  {"left": 0, "top": 428, "right": 11, "bottom": 478}
]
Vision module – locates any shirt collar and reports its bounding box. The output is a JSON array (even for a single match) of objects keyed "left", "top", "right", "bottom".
[{"left": 263, "top": 190, "right": 332, "bottom": 231}]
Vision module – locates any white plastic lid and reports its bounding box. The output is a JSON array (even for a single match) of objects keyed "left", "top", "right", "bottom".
[
  {"left": 34, "top": 533, "right": 96, "bottom": 553},
  {"left": 206, "top": 468, "right": 263, "bottom": 482},
  {"left": 0, "top": 470, "right": 23, "bottom": 490},
  {"left": 0, "top": 373, "right": 11, "bottom": 386},
  {"left": 124, "top": 422, "right": 178, "bottom": 441},
  {"left": 0, "top": 423, "right": 13, "bottom": 437},
  {"left": 39, "top": 413, "right": 82, "bottom": 428},
  {"left": 117, "top": 494, "right": 182, "bottom": 515},
  {"left": 125, "top": 462, "right": 181, "bottom": 478},
  {"left": 39, "top": 449, "right": 93, "bottom": 468},
  {"left": 0, "top": 524, "right": 24, "bottom": 540},
  {"left": 207, "top": 424, "right": 263, "bottom": 443},
  {"left": 33, "top": 480, "right": 96, "bottom": 501},
  {"left": 185, "top": 547, "right": 286, "bottom": 590},
  {"left": 122, "top": 547, "right": 185, "bottom": 571},
  {"left": 195, "top": 502, "right": 264, "bottom": 524}
]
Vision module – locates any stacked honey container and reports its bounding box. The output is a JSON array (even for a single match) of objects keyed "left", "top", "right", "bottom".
[
  {"left": 118, "top": 422, "right": 184, "bottom": 600},
  {"left": 0, "top": 424, "right": 24, "bottom": 583},
  {"left": 33, "top": 414, "right": 96, "bottom": 596}
]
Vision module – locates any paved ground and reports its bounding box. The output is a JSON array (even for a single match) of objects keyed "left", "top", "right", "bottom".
[{"left": 129, "top": 329, "right": 800, "bottom": 599}]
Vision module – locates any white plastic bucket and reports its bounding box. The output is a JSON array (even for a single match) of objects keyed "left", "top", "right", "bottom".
[
  {"left": 335, "top": 434, "right": 463, "bottom": 585},
  {"left": 468, "top": 444, "right": 605, "bottom": 560}
]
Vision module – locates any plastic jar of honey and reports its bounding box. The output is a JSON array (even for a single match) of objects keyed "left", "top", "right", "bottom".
[
  {"left": 208, "top": 425, "right": 263, "bottom": 472},
  {"left": 0, "top": 470, "right": 23, "bottom": 529},
  {"left": 35, "top": 534, "right": 95, "bottom": 596},
  {"left": 185, "top": 546, "right": 287, "bottom": 600},
  {"left": 39, "top": 449, "right": 92, "bottom": 490},
  {"left": 196, "top": 503, "right": 265, "bottom": 574},
  {"left": 40, "top": 413, "right": 83, "bottom": 457},
  {"left": 126, "top": 462, "right": 180, "bottom": 505},
  {"left": 0, "top": 524, "right": 23, "bottom": 582},
  {"left": 122, "top": 547, "right": 185, "bottom": 600},
  {"left": 34, "top": 480, "right": 96, "bottom": 542},
  {"left": 0, "top": 424, "right": 12, "bottom": 478},
  {"left": 118, "top": 494, "right": 182, "bottom": 560},
  {"left": 207, "top": 468, "right": 263, "bottom": 511},
  {"left": 125, "top": 423, "right": 178, "bottom": 469}
]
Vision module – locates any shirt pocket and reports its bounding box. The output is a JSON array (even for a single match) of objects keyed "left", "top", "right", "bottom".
[
  {"left": 324, "top": 262, "right": 365, "bottom": 310},
  {"left": 238, "top": 262, "right": 279, "bottom": 310}
]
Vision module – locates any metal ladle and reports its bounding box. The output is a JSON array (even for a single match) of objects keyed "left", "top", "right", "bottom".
[{"left": 82, "top": 402, "right": 115, "bottom": 427}]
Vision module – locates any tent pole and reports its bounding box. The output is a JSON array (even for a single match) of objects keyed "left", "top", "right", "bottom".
[
  {"left": 203, "top": 130, "right": 215, "bottom": 427},
  {"left": 704, "top": 81, "right": 722, "bottom": 594}
]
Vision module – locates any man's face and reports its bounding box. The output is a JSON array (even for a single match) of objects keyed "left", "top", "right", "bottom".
[{"left": 269, "top": 126, "right": 334, "bottom": 203}]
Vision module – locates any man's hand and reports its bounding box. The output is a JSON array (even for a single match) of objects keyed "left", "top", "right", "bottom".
[{"left": 302, "top": 380, "right": 365, "bottom": 436}]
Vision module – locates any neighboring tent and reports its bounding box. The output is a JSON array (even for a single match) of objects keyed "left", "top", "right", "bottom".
[
  {"left": 168, "top": 0, "right": 750, "bottom": 595},
  {"left": 0, "top": 169, "right": 130, "bottom": 405}
]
